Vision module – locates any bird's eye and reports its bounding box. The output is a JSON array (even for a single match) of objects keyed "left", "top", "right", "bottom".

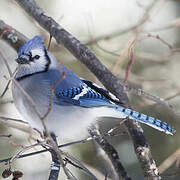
[{"left": 34, "top": 55, "right": 40, "bottom": 59}]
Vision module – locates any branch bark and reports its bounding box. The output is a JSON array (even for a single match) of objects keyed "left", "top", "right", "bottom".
[
  {"left": 89, "top": 127, "right": 132, "bottom": 180},
  {"left": 48, "top": 133, "right": 61, "bottom": 180},
  {"left": 1, "top": 0, "right": 161, "bottom": 179},
  {"left": 0, "top": 20, "right": 27, "bottom": 51}
]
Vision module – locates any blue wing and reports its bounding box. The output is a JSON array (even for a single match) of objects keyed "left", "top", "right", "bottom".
[
  {"left": 55, "top": 81, "right": 115, "bottom": 107},
  {"left": 48, "top": 65, "right": 117, "bottom": 107}
]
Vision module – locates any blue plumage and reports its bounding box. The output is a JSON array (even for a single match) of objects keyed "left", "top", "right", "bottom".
[
  {"left": 56, "top": 84, "right": 108, "bottom": 103},
  {"left": 55, "top": 84, "right": 112, "bottom": 107},
  {"left": 18, "top": 36, "right": 45, "bottom": 56},
  {"left": 12, "top": 35, "right": 176, "bottom": 138},
  {"left": 114, "top": 107, "right": 176, "bottom": 134}
]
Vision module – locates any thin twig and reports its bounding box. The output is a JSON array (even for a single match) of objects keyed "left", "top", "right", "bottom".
[
  {"left": 0, "top": 134, "right": 12, "bottom": 138},
  {"left": 48, "top": 133, "right": 60, "bottom": 180},
  {"left": 0, "top": 80, "right": 11, "bottom": 98},
  {"left": 158, "top": 148, "right": 180, "bottom": 174},
  {"left": 85, "top": 0, "right": 158, "bottom": 45},
  {"left": 0, "top": 116, "right": 28, "bottom": 124},
  {"left": 124, "top": 39, "right": 136, "bottom": 83},
  {"left": 0, "top": 138, "right": 91, "bottom": 164},
  {"left": 8, "top": 141, "right": 47, "bottom": 167},
  {"left": 63, "top": 152, "right": 98, "bottom": 180},
  {"left": 124, "top": 84, "right": 180, "bottom": 117},
  {"left": 0, "top": 50, "right": 13, "bottom": 77},
  {"left": 0, "top": 50, "right": 17, "bottom": 98},
  {"left": 0, "top": 99, "right": 14, "bottom": 104}
]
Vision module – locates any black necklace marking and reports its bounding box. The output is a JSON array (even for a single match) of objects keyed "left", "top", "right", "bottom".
[{"left": 44, "top": 49, "right": 51, "bottom": 71}]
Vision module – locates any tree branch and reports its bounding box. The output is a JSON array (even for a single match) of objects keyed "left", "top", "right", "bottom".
[
  {"left": 48, "top": 133, "right": 61, "bottom": 180},
  {"left": 89, "top": 127, "right": 132, "bottom": 180},
  {"left": 0, "top": 20, "right": 27, "bottom": 51}
]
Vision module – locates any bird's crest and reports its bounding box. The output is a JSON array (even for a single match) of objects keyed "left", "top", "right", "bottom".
[{"left": 18, "top": 36, "right": 45, "bottom": 56}]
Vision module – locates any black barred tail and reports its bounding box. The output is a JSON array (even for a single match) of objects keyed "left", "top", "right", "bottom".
[{"left": 116, "top": 106, "right": 176, "bottom": 135}]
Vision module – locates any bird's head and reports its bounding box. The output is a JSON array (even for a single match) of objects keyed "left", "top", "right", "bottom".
[{"left": 15, "top": 36, "right": 51, "bottom": 80}]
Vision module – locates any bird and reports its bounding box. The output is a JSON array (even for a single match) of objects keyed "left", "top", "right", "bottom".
[{"left": 12, "top": 36, "right": 176, "bottom": 139}]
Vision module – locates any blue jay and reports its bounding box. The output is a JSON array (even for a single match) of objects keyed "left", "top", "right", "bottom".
[{"left": 12, "top": 36, "right": 175, "bottom": 139}]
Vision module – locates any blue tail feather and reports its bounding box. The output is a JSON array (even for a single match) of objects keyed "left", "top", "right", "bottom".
[{"left": 116, "top": 106, "right": 176, "bottom": 135}]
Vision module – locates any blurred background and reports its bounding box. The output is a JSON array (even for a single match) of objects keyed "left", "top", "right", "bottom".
[{"left": 0, "top": 0, "right": 180, "bottom": 179}]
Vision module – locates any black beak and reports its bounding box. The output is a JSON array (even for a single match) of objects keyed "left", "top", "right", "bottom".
[{"left": 15, "top": 57, "right": 29, "bottom": 64}]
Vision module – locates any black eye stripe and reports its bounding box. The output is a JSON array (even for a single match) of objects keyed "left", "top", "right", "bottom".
[
  {"left": 34, "top": 55, "right": 40, "bottom": 59},
  {"left": 29, "top": 55, "right": 40, "bottom": 61},
  {"left": 21, "top": 51, "right": 40, "bottom": 62}
]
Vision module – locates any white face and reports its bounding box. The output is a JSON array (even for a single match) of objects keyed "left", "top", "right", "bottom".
[{"left": 16, "top": 48, "right": 50, "bottom": 80}]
